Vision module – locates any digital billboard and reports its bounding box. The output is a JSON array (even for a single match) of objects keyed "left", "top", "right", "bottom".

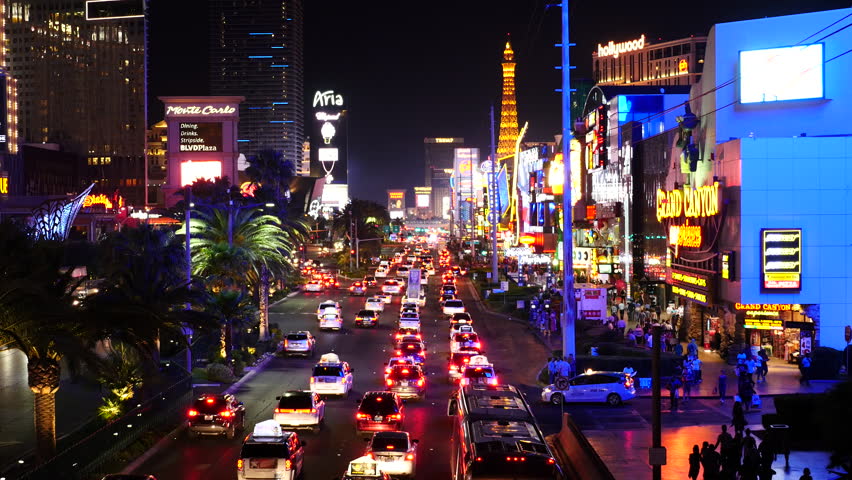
[
  {"left": 180, "top": 160, "right": 222, "bottom": 186},
  {"left": 497, "top": 164, "right": 509, "bottom": 216},
  {"left": 739, "top": 44, "right": 824, "bottom": 104},
  {"left": 761, "top": 228, "right": 802, "bottom": 291},
  {"left": 179, "top": 123, "right": 222, "bottom": 152}
]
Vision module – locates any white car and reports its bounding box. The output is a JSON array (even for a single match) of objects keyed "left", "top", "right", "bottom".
[
  {"left": 451, "top": 332, "right": 481, "bottom": 353},
  {"left": 365, "top": 431, "right": 418, "bottom": 477},
  {"left": 541, "top": 371, "right": 637, "bottom": 406},
  {"left": 450, "top": 323, "right": 475, "bottom": 339},
  {"left": 396, "top": 266, "right": 410, "bottom": 277},
  {"left": 399, "top": 302, "right": 419, "bottom": 314},
  {"left": 273, "top": 390, "right": 325, "bottom": 433},
  {"left": 381, "top": 280, "right": 402, "bottom": 295},
  {"left": 316, "top": 300, "right": 341, "bottom": 319},
  {"left": 442, "top": 299, "right": 465, "bottom": 315},
  {"left": 377, "top": 293, "right": 393, "bottom": 304},
  {"left": 282, "top": 331, "right": 316, "bottom": 357},
  {"left": 460, "top": 355, "right": 498, "bottom": 387},
  {"left": 398, "top": 314, "right": 421, "bottom": 331},
  {"left": 310, "top": 353, "right": 354, "bottom": 396},
  {"left": 319, "top": 312, "right": 342, "bottom": 330},
  {"left": 375, "top": 266, "right": 388, "bottom": 278},
  {"left": 365, "top": 297, "right": 385, "bottom": 312},
  {"left": 303, "top": 280, "right": 324, "bottom": 292}
]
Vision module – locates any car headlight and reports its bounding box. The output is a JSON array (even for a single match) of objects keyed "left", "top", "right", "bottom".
[{"left": 543, "top": 387, "right": 552, "bottom": 393}]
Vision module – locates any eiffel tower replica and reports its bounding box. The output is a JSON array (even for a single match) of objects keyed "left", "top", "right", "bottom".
[{"left": 497, "top": 37, "right": 520, "bottom": 159}]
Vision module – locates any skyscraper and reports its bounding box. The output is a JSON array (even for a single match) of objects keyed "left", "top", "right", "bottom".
[
  {"left": 5, "top": 0, "right": 146, "bottom": 203},
  {"left": 424, "top": 137, "right": 463, "bottom": 219},
  {"left": 209, "top": 0, "right": 304, "bottom": 167},
  {"left": 497, "top": 39, "right": 519, "bottom": 158}
]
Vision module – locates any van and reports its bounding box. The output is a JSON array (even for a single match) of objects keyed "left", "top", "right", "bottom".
[{"left": 237, "top": 420, "right": 305, "bottom": 480}]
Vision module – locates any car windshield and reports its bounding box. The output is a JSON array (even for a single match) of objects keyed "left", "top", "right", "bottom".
[
  {"left": 464, "top": 367, "right": 494, "bottom": 378},
  {"left": 320, "top": 303, "right": 337, "bottom": 310},
  {"left": 240, "top": 442, "right": 289, "bottom": 459},
  {"left": 452, "top": 313, "right": 471, "bottom": 320},
  {"left": 192, "top": 397, "right": 228, "bottom": 414},
  {"left": 401, "top": 313, "right": 418, "bottom": 318},
  {"left": 277, "top": 394, "right": 312, "bottom": 409},
  {"left": 454, "top": 333, "right": 478, "bottom": 342},
  {"left": 371, "top": 436, "right": 409, "bottom": 452},
  {"left": 313, "top": 366, "right": 343, "bottom": 377},
  {"left": 357, "top": 310, "right": 374, "bottom": 316},
  {"left": 286, "top": 333, "right": 308, "bottom": 341},
  {"left": 451, "top": 353, "right": 477, "bottom": 365},
  {"left": 445, "top": 300, "right": 463, "bottom": 307}
]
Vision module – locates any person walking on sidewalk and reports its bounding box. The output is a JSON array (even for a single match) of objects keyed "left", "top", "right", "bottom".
[
  {"left": 739, "top": 377, "right": 756, "bottom": 412},
  {"left": 732, "top": 401, "right": 747, "bottom": 436},
  {"left": 683, "top": 368, "right": 694, "bottom": 403},
  {"left": 688, "top": 338, "right": 699, "bottom": 357},
  {"left": 718, "top": 369, "right": 728, "bottom": 405},
  {"left": 799, "top": 467, "right": 814, "bottom": 480},
  {"left": 700, "top": 442, "right": 722, "bottom": 480},
  {"left": 689, "top": 444, "right": 702, "bottom": 480},
  {"left": 745, "top": 355, "right": 756, "bottom": 383},
  {"left": 547, "top": 357, "right": 558, "bottom": 385},
  {"left": 759, "top": 348, "right": 770, "bottom": 382},
  {"left": 753, "top": 354, "right": 764, "bottom": 383},
  {"left": 668, "top": 374, "right": 682, "bottom": 411},
  {"left": 799, "top": 351, "right": 812, "bottom": 386},
  {"left": 693, "top": 354, "right": 703, "bottom": 383}
]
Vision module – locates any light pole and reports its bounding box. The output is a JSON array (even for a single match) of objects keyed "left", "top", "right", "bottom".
[
  {"left": 490, "top": 105, "right": 499, "bottom": 283},
  {"left": 183, "top": 186, "right": 193, "bottom": 371},
  {"left": 560, "top": 0, "right": 576, "bottom": 359}
]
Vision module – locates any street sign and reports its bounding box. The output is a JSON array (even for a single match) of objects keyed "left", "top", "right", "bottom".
[{"left": 500, "top": 281, "right": 509, "bottom": 291}]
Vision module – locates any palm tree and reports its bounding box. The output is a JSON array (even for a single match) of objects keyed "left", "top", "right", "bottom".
[
  {"left": 0, "top": 221, "right": 99, "bottom": 463},
  {"left": 184, "top": 207, "right": 300, "bottom": 340},
  {"left": 245, "top": 149, "right": 295, "bottom": 210},
  {"left": 205, "top": 289, "right": 258, "bottom": 362}
]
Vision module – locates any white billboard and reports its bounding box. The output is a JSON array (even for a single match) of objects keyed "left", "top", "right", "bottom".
[{"left": 739, "top": 44, "right": 824, "bottom": 104}]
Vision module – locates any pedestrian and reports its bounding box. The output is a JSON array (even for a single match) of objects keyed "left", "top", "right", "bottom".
[
  {"left": 732, "top": 401, "right": 747, "bottom": 436},
  {"left": 718, "top": 369, "right": 728, "bottom": 405},
  {"left": 799, "top": 351, "right": 812, "bottom": 386},
  {"left": 740, "top": 444, "right": 760, "bottom": 480},
  {"left": 753, "top": 354, "right": 764, "bottom": 383},
  {"left": 674, "top": 341, "right": 684, "bottom": 357},
  {"left": 557, "top": 356, "right": 573, "bottom": 380},
  {"left": 701, "top": 442, "right": 722, "bottom": 480},
  {"left": 617, "top": 316, "right": 626, "bottom": 336},
  {"left": 799, "top": 467, "right": 813, "bottom": 480},
  {"left": 759, "top": 348, "right": 770, "bottom": 381},
  {"left": 758, "top": 436, "right": 775, "bottom": 476},
  {"left": 688, "top": 338, "right": 699, "bottom": 357},
  {"left": 715, "top": 424, "right": 733, "bottom": 452},
  {"left": 683, "top": 369, "right": 694, "bottom": 403},
  {"left": 693, "top": 354, "right": 703, "bottom": 383},
  {"left": 737, "top": 349, "right": 747, "bottom": 365},
  {"left": 727, "top": 431, "right": 744, "bottom": 475},
  {"left": 689, "top": 444, "right": 702, "bottom": 480},
  {"left": 745, "top": 355, "right": 756, "bottom": 383},
  {"left": 626, "top": 330, "right": 637, "bottom": 346},
  {"left": 742, "top": 428, "right": 757, "bottom": 453},
  {"left": 547, "top": 357, "right": 558, "bottom": 385},
  {"left": 623, "top": 363, "right": 636, "bottom": 377},
  {"left": 739, "top": 378, "right": 756, "bottom": 412},
  {"left": 668, "top": 374, "right": 682, "bottom": 411}
]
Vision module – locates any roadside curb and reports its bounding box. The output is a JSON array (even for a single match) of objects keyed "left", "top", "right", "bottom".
[
  {"left": 120, "top": 353, "right": 278, "bottom": 474},
  {"left": 270, "top": 290, "right": 301, "bottom": 308}
]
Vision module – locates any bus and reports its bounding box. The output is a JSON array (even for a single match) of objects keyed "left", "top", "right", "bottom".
[{"left": 446, "top": 384, "right": 565, "bottom": 480}]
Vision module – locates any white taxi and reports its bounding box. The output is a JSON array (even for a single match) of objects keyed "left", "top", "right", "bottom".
[
  {"left": 365, "top": 297, "right": 385, "bottom": 312},
  {"left": 459, "top": 355, "right": 498, "bottom": 387},
  {"left": 340, "top": 456, "right": 391, "bottom": 480},
  {"left": 310, "top": 353, "right": 354, "bottom": 397},
  {"left": 375, "top": 266, "right": 389, "bottom": 278},
  {"left": 365, "top": 431, "right": 418, "bottom": 478},
  {"left": 442, "top": 299, "right": 465, "bottom": 316},
  {"left": 541, "top": 371, "right": 637, "bottom": 406},
  {"left": 273, "top": 390, "right": 325, "bottom": 433},
  {"left": 303, "top": 280, "right": 324, "bottom": 292}
]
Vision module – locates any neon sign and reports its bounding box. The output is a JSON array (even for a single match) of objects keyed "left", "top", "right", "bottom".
[
  {"left": 180, "top": 160, "right": 222, "bottom": 187},
  {"left": 165, "top": 105, "right": 236, "bottom": 116},
  {"left": 312, "top": 90, "right": 343, "bottom": 108},
  {"left": 656, "top": 182, "right": 721, "bottom": 222},
  {"left": 669, "top": 224, "right": 702, "bottom": 248},
  {"left": 597, "top": 34, "right": 646, "bottom": 59},
  {"left": 83, "top": 193, "right": 124, "bottom": 210},
  {"left": 388, "top": 192, "right": 404, "bottom": 199},
  {"left": 734, "top": 303, "right": 799, "bottom": 311},
  {"left": 671, "top": 285, "right": 707, "bottom": 305},
  {"left": 0, "top": 174, "right": 7, "bottom": 195},
  {"left": 761, "top": 228, "right": 802, "bottom": 290},
  {"left": 678, "top": 58, "right": 688, "bottom": 74}
]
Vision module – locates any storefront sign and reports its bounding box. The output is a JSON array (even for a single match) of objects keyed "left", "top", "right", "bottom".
[
  {"left": 165, "top": 105, "right": 236, "bottom": 116},
  {"left": 678, "top": 58, "right": 688, "bottom": 74},
  {"left": 671, "top": 285, "right": 708, "bottom": 305},
  {"left": 670, "top": 268, "right": 712, "bottom": 305},
  {"left": 83, "top": 193, "right": 124, "bottom": 210},
  {"left": 669, "top": 224, "right": 702, "bottom": 248},
  {"left": 656, "top": 182, "right": 721, "bottom": 222},
  {"left": 744, "top": 317, "right": 784, "bottom": 330},
  {"left": 671, "top": 270, "right": 708, "bottom": 288},
  {"left": 597, "top": 34, "right": 646, "bottom": 59},
  {"left": 179, "top": 123, "right": 222, "bottom": 152},
  {"left": 734, "top": 303, "right": 799, "bottom": 312},
  {"left": 573, "top": 247, "right": 594, "bottom": 268},
  {"left": 0, "top": 172, "right": 8, "bottom": 195},
  {"left": 761, "top": 228, "right": 802, "bottom": 291},
  {"left": 518, "top": 254, "right": 552, "bottom": 266},
  {"left": 721, "top": 251, "right": 734, "bottom": 280}
]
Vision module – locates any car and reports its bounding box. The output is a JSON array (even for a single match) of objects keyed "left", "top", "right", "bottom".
[
  {"left": 442, "top": 299, "right": 465, "bottom": 315},
  {"left": 303, "top": 280, "right": 324, "bottom": 292},
  {"left": 375, "top": 266, "right": 389, "bottom": 278},
  {"left": 399, "top": 302, "right": 419, "bottom": 314},
  {"left": 365, "top": 297, "right": 385, "bottom": 312},
  {"left": 339, "top": 456, "right": 392, "bottom": 480},
  {"left": 394, "top": 276, "right": 407, "bottom": 288},
  {"left": 396, "top": 266, "right": 410, "bottom": 277},
  {"left": 377, "top": 293, "right": 393, "bottom": 304},
  {"left": 322, "top": 275, "right": 341, "bottom": 289},
  {"left": 381, "top": 280, "right": 402, "bottom": 295},
  {"left": 395, "top": 341, "right": 425, "bottom": 365},
  {"left": 448, "top": 312, "right": 473, "bottom": 325},
  {"left": 355, "top": 309, "right": 380, "bottom": 327},
  {"left": 393, "top": 334, "right": 424, "bottom": 350},
  {"left": 438, "top": 293, "right": 456, "bottom": 305},
  {"left": 448, "top": 348, "right": 482, "bottom": 382},
  {"left": 365, "top": 431, "right": 418, "bottom": 478},
  {"left": 282, "top": 331, "right": 316, "bottom": 357},
  {"left": 383, "top": 356, "right": 417, "bottom": 381},
  {"left": 451, "top": 265, "right": 465, "bottom": 276},
  {"left": 186, "top": 393, "right": 246, "bottom": 439},
  {"left": 364, "top": 276, "right": 378, "bottom": 287},
  {"left": 273, "top": 390, "right": 325, "bottom": 433},
  {"left": 385, "top": 365, "right": 426, "bottom": 400},
  {"left": 319, "top": 312, "right": 343, "bottom": 331},
  {"left": 451, "top": 332, "right": 481, "bottom": 353},
  {"left": 237, "top": 420, "right": 305, "bottom": 480},
  {"left": 440, "top": 284, "right": 457, "bottom": 296},
  {"left": 459, "top": 355, "right": 499, "bottom": 387},
  {"left": 450, "top": 322, "right": 475, "bottom": 339},
  {"left": 394, "top": 326, "right": 421, "bottom": 340},
  {"left": 310, "top": 353, "right": 354, "bottom": 396},
  {"left": 355, "top": 391, "right": 405, "bottom": 434},
  {"left": 541, "top": 371, "right": 637, "bottom": 406},
  {"left": 398, "top": 313, "right": 420, "bottom": 330},
  {"left": 349, "top": 282, "right": 367, "bottom": 296},
  {"left": 316, "top": 300, "right": 341, "bottom": 319}
]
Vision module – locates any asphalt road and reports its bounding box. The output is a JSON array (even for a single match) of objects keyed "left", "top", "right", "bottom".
[{"left": 130, "top": 266, "right": 468, "bottom": 479}]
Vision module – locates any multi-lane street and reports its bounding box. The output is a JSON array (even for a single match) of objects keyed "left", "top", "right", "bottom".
[{"left": 129, "top": 264, "right": 492, "bottom": 479}]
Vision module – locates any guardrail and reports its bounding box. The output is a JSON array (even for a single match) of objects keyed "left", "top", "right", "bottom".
[{"left": 1, "top": 375, "right": 192, "bottom": 480}]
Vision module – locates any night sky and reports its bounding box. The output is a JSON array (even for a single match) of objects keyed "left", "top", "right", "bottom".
[{"left": 148, "top": 0, "right": 850, "bottom": 206}]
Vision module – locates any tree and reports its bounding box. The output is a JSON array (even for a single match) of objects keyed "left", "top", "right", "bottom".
[
  {"left": 245, "top": 149, "right": 296, "bottom": 217},
  {"left": 205, "top": 289, "right": 258, "bottom": 362},
  {"left": 0, "top": 221, "right": 98, "bottom": 463}
]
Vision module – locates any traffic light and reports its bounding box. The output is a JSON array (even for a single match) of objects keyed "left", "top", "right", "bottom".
[{"left": 350, "top": 249, "right": 356, "bottom": 255}]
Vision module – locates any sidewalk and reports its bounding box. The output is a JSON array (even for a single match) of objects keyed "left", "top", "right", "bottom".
[{"left": 586, "top": 424, "right": 838, "bottom": 480}]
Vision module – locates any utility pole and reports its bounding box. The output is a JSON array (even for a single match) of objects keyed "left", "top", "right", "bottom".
[
  {"left": 490, "top": 105, "right": 499, "bottom": 282},
  {"left": 184, "top": 186, "right": 193, "bottom": 371},
  {"left": 560, "top": 0, "right": 576, "bottom": 359},
  {"left": 651, "top": 324, "right": 665, "bottom": 479}
]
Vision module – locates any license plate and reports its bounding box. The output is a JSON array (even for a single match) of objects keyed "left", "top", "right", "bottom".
[
  {"left": 250, "top": 458, "right": 277, "bottom": 469},
  {"left": 204, "top": 415, "right": 213, "bottom": 421},
  {"left": 400, "top": 381, "right": 409, "bottom": 386},
  {"left": 374, "top": 415, "right": 383, "bottom": 421}
]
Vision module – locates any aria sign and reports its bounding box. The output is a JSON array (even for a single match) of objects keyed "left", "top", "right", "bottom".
[
  {"left": 165, "top": 105, "right": 236, "bottom": 116},
  {"left": 313, "top": 90, "right": 344, "bottom": 108},
  {"left": 656, "top": 182, "right": 722, "bottom": 222},
  {"left": 597, "top": 35, "right": 646, "bottom": 59}
]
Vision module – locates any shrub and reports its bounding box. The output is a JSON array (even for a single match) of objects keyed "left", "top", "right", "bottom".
[
  {"left": 811, "top": 346, "right": 842, "bottom": 380},
  {"left": 206, "top": 363, "right": 236, "bottom": 383},
  {"left": 233, "top": 359, "right": 246, "bottom": 377},
  {"left": 191, "top": 367, "right": 207, "bottom": 381}
]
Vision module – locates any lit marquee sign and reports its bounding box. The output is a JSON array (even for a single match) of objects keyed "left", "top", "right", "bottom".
[
  {"left": 0, "top": 172, "right": 8, "bottom": 195},
  {"left": 669, "top": 224, "right": 702, "bottom": 248},
  {"left": 165, "top": 105, "right": 236, "bottom": 116},
  {"left": 597, "top": 34, "right": 646, "bottom": 59},
  {"left": 761, "top": 228, "right": 802, "bottom": 291},
  {"left": 736, "top": 303, "right": 799, "bottom": 330},
  {"left": 180, "top": 160, "right": 222, "bottom": 187},
  {"left": 656, "top": 182, "right": 721, "bottom": 222},
  {"left": 669, "top": 269, "right": 712, "bottom": 305},
  {"left": 312, "top": 90, "right": 344, "bottom": 108},
  {"left": 179, "top": 123, "right": 222, "bottom": 152},
  {"left": 83, "top": 194, "right": 124, "bottom": 210}
]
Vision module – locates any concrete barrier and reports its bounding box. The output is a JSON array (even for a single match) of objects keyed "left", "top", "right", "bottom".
[{"left": 547, "top": 413, "right": 615, "bottom": 480}]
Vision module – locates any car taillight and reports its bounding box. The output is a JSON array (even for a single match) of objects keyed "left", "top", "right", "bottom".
[
  {"left": 356, "top": 413, "right": 369, "bottom": 419},
  {"left": 463, "top": 358, "right": 470, "bottom": 363},
  {"left": 274, "top": 408, "right": 282, "bottom": 413},
  {"left": 473, "top": 342, "right": 481, "bottom": 348},
  {"left": 449, "top": 365, "right": 458, "bottom": 372},
  {"left": 187, "top": 409, "right": 198, "bottom": 417},
  {"left": 547, "top": 458, "right": 556, "bottom": 465},
  {"left": 219, "top": 410, "right": 234, "bottom": 418},
  {"left": 489, "top": 377, "right": 499, "bottom": 386},
  {"left": 460, "top": 378, "right": 469, "bottom": 386},
  {"left": 285, "top": 459, "right": 293, "bottom": 470},
  {"left": 237, "top": 459, "right": 243, "bottom": 471},
  {"left": 385, "top": 367, "right": 392, "bottom": 374},
  {"left": 406, "top": 454, "right": 415, "bottom": 460},
  {"left": 310, "top": 377, "right": 315, "bottom": 383},
  {"left": 396, "top": 350, "right": 402, "bottom": 355},
  {"left": 505, "top": 456, "right": 527, "bottom": 462},
  {"left": 417, "top": 378, "right": 425, "bottom": 387},
  {"left": 389, "top": 414, "right": 402, "bottom": 420},
  {"left": 386, "top": 379, "right": 394, "bottom": 386}
]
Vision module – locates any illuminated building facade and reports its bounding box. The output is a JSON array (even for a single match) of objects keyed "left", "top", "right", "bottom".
[
  {"left": 209, "top": 0, "right": 304, "bottom": 165},
  {"left": 424, "top": 137, "right": 463, "bottom": 219},
  {"left": 497, "top": 40, "right": 519, "bottom": 158},
  {"left": 593, "top": 35, "right": 707, "bottom": 87},
  {"left": 145, "top": 120, "right": 167, "bottom": 205},
  {"left": 4, "top": 0, "right": 146, "bottom": 203}
]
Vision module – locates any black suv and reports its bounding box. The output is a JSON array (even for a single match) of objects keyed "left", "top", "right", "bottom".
[
  {"left": 186, "top": 394, "right": 245, "bottom": 439},
  {"left": 355, "top": 391, "right": 405, "bottom": 434},
  {"left": 386, "top": 365, "right": 426, "bottom": 400},
  {"left": 355, "top": 309, "right": 379, "bottom": 327}
]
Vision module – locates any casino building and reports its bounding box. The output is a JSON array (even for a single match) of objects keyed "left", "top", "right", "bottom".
[{"left": 593, "top": 34, "right": 707, "bottom": 87}]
